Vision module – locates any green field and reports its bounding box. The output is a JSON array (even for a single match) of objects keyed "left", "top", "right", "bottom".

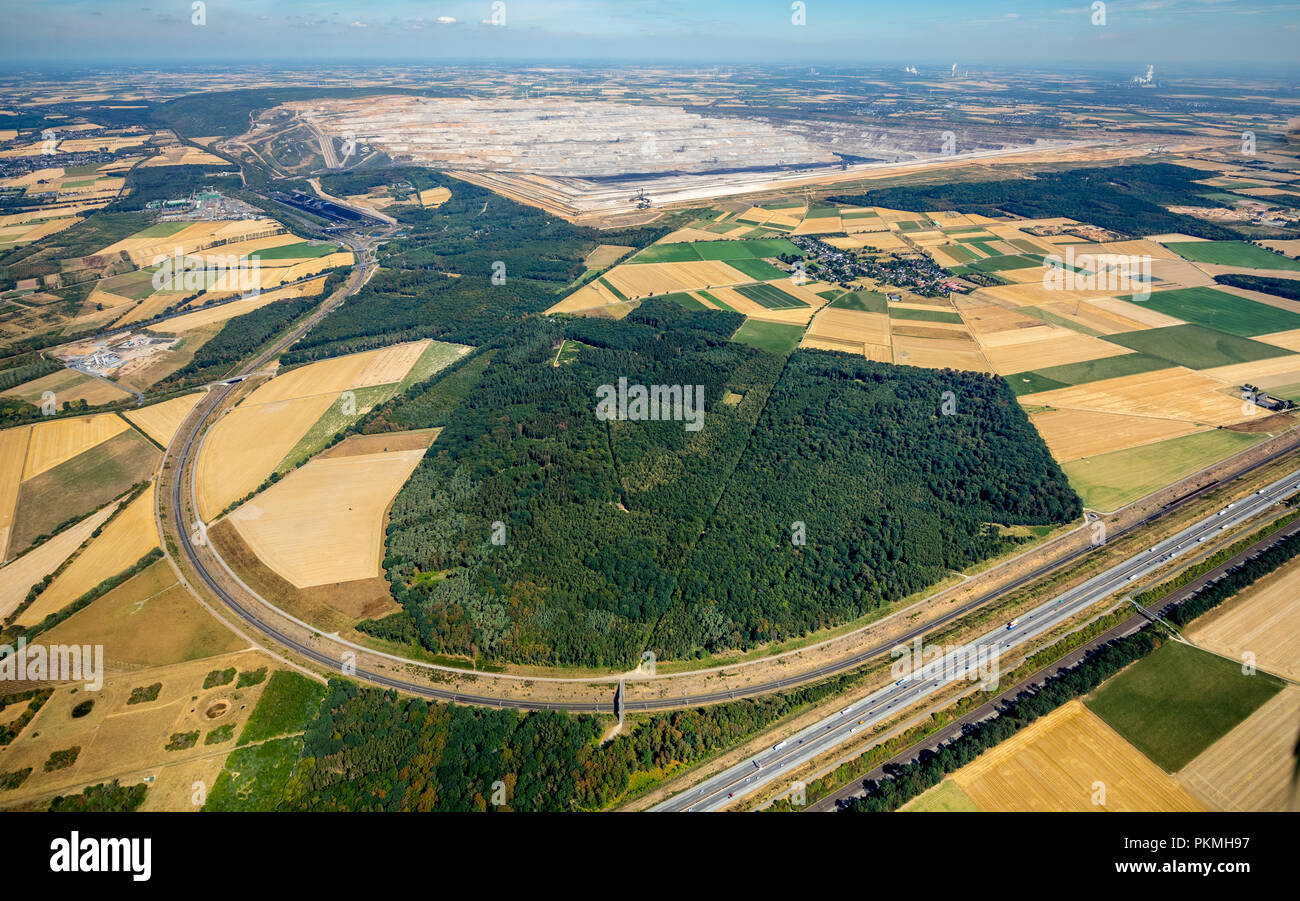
[
  {"left": 249, "top": 241, "right": 339, "bottom": 260},
  {"left": 966, "top": 253, "right": 1044, "bottom": 273},
  {"left": 1086, "top": 642, "right": 1284, "bottom": 772},
  {"left": 1164, "top": 241, "right": 1300, "bottom": 271},
  {"left": 1061, "top": 429, "right": 1264, "bottom": 511},
  {"left": 840, "top": 209, "right": 880, "bottom": 220},
  {"left": 1006, "top": 352, "right": 1171, "bottom": 396},
  {"left": 895, "top": 220, "right": 927, "bottom": 232},
  {"left": 204, "top": 736, "right": 303, "bottom": 811},
  {"left": 236, "top": 670, "right": 326, "bottom": 745},
  {"left": 658, "top": 291, "right": 708, "bottom": 310},
  {"left": 901, "top": 778, "right": 981, "bottom": 812},
  {"left": 830, "top": 290, "right": 888, "bottom": 313},
  {"left": 696, "top": 289, "right": 737, "bottom": 312},
  {"left": 133, "top": 221, "right": 192, "bottom": 239},
  {"left": 1104, "top": 323, "right": 1293, "bottom": 370},
  {"left": 598, "top": 276, "right": 628, "bottom": 301},
  {"left": 730, "top": 319, "right": 805, "bottom": 355},
  {"left": 1134, "top": 287, "right": 1300, "bottom": 337},
  {"left": 727, "top": 257, "right": 790, "bottom": 281},
  {"left": 735, "top": 282, "right": 809, "bottom": 310},
  {"left": 396, "top": 340, "right": 471, "bottom": 393},
  {"left": 888, "top": 306, "right": 963, "bottom": 324},
  {"left": 630, "top": 237, "right": 800, "bottom": 264},
  {"left": 939, "top": 243, "right": 979, "bottom": 263}
]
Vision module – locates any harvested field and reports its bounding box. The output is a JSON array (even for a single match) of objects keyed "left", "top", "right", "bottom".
[
  {"left": 159, "top": 280, "right": 325, "bottom": 333},
  {"left": 891, "top": 333, "right": 991, "bottom": 372},
  {"left": 1176, "top": 687, "right": 1300, "bottom": 812},
  {"left": 1019, "top": 366, "right": 1254, "bottom": 426},
  {"left": 950, "top": 701, "right": 1202, "bottom": 812},
  {"left": 584, "top": 244, "right": 632, "bottom": 268},
  {"left": 195, "top": 392, "right": 335, "bottom": 519},
  {"left": 1029, "top": 409, "right": 1206, "bottom": 462},
  {"left": 803, "top": 307, "right": 891, "bottom": 347},
  {"left": 976, "top": 325, "right": 1132, "bottom": 374},
  {"left": 229, "top": 449, "right": 426, "bottom": 588},
  {"left": 0, "top": 502, "right": 117, "bottom": 618},
  {"left": 418, "top": 187, "right": 452, "bottom": 207},
  {"left": 1184, "top": 555, "right": 1300, "bottom": 682},
  {"left": 4, "top": 369, "right": 133, "bottom": 407},
  {"left": 251, "top": 340, "right": 429, "bottom": 405},
  {"left": 15, "top": 483, "right": 158, "bottom": 627},
  {"left": 602, "top": 260, "right": 764, "bottom": 298},
  {"left": 8, "top": 429, "right": 159, "bottom": 555},
  {"left": 22, "top": 414, "right": 129, "bottom": 480},
  {"left": 209, "top": 519, "right": 396, "bottom": 629},
  {"left": 123, "top": 393, "right": 203, "bottom": 448}
]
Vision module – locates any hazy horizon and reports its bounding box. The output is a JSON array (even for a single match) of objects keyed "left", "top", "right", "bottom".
[{"left": 2, "top": 0, "right": 1297, "bottom": 69}]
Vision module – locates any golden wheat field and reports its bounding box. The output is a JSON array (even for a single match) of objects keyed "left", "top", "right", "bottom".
[
  {"left": 22, "top": 413, "right": 129, "bottom": 480},
  {"left": 951, "top": 701, "right": 1204, "bottom": 812},
  {"left": 195, "top": 393, "right": 336, "bottom": 520},
  {"left": 123, "top": 393, "right": 204, "bottom": 448},
  {"left": 15, "top": 483, "right": 158, "bottom": 627},
  {"left": 601, "top": 260, "right": 758, "bottom": 297},
  {"left": 0, "top": 501, "right": 118, "bottom": 618},
  {"left": 1028, "top": 409, "right": 1207, "bottom": 462},
  {"left": 1020, "top": 367, "right": 1253, "bottom": 426},
  {"left": 0, "top": 425, "right": 31, "bottom": 558}
]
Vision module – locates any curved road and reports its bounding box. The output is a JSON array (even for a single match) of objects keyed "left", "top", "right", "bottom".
[{"left": 159, "top": 228, "right": 1300, "bottom": 714}]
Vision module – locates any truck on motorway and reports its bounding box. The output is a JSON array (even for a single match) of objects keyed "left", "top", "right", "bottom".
[{"left": 1006, "top": 619, "right": 1019, "bottom": 630}]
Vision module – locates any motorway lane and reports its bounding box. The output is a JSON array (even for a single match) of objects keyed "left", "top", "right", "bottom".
[{"left": 654, "top": 468, "right": 1300, "bottom": 811}]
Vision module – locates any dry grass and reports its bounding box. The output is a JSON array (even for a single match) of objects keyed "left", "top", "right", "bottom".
[{"left": 43, "top": 559, "right": 246, "bottom": 667}]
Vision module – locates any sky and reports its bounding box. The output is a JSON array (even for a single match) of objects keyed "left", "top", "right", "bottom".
[{"left": 1, "top": 0, "right": 1297, "bottom": 69}]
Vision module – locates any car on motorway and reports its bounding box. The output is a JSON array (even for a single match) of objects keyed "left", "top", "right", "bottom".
[{"left": 849, "top": 727, "right": 858, "bottom": 734}]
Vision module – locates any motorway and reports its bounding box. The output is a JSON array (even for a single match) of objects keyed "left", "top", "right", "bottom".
[{"left": 652, "top": 468, "right": 1300, "bottom": 812}]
